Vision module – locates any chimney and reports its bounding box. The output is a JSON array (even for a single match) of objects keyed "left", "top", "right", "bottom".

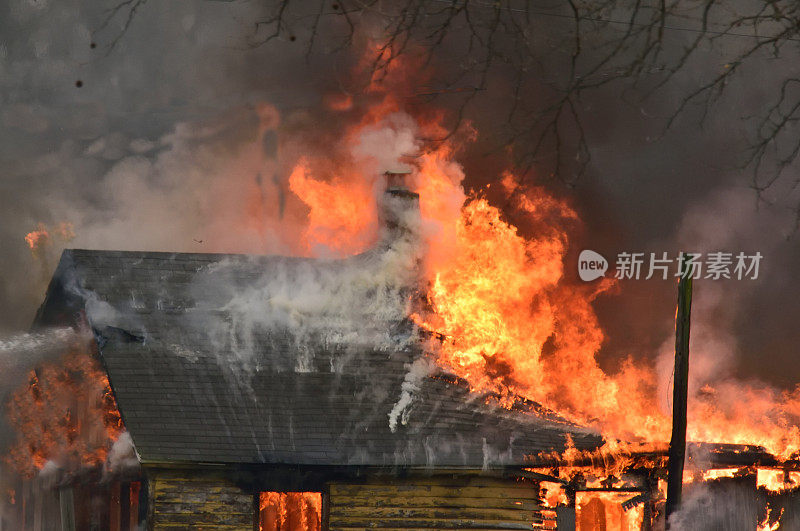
[{"left": 379, "top": 170, "right": 420, "bottom": 242}]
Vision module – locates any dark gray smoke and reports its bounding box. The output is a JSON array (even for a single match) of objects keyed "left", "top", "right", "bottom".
[{"left": 1, "top": 0, "right": 322, "bottom": 331}]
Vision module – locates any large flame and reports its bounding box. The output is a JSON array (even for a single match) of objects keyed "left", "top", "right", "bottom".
[
  {"left": 285, "top": 48, "right": 800, "bottom": 461},
  {"left": 11, "top": 43, "right": 800, "bottom": 485},
  {"left": 288, "top": 159, "right": 378, "bottom": 257}
]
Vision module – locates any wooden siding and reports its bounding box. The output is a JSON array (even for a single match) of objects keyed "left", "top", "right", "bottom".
[
  {"left": 327, "top": 476, "right": 544, "bottom": 530},
  {"left": 149, "top": 471, "right": 254, "bottom": 530}
]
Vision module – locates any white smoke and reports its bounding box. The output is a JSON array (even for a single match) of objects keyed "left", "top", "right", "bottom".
[
  {"left": 0, "top": 327, "right": 77, "bottom": 361},
  {"left": 63, "top": 108, "right": 293, "bottom": 256},
  {"left": 665, "top": 479, "right": 762, "bottom": 530},
  {"left": 199, "top": 194, "right": 423, "bottom": 370},
  {"left": 388, "top": 356, "right": 434, "bottom": 432},
  {"left": 656, "top": 185, "right": 793, "bottom": 416},
  {"left": 0, "top": 327, "right": 82, "bottom": 395},
  {"left": 352, "top": 113, "right": 420, "bottom": 173},
  {"left": 161, "top": 112, "right": 430, "bottom": 371},
  {"left": 105, "top": 432, "right": 139, "bottom": 476}
]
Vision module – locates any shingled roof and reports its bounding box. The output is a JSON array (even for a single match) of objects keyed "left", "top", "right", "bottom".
[{"left": 34, "top": 246, "right": 602, "bottom": 468}]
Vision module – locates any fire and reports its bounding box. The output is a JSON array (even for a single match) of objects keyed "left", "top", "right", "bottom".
[
  {"left": 324, "top": 92, "right": 353, "bottom": 112},
  {"left": 758, "top": 469, "right": 800, "bottom": 493},
  {"left": 411, "top": 183, "right": 666, "bottom": 442},
  {"left": 283, "top": 46, "right": 800, "bottom": 461},
  {"left": 24, "top": 222, "right": 74, "bottom": 254},
  {"left": 24, "top": 224, "right": 50, "bottom": 252},
  {"left": 577, "top": 491, "right": 644, "bottom": 530},
  {"left": 259, "top": 492, "right": 321, "bottom": 531},
  {"left": 702, "top": 468, "right": 739, "bottom": 481},
  {"left": 10, "top": 41, "right": 798, "bottom": 500},
  {"left": 686, "top": 384, "right": 800, "bottom": 459},
  {"left": 4, "top": 345, "right": 124, "bottom": 477},
  {"left": 540, "top": 481, "right": 569, "bottom": 508},
  {"left": 758, "top": 506, "right": 784, "bottom": 531},
  {"left": 288, "top": 159, "right": 377, "bottom": 256}
]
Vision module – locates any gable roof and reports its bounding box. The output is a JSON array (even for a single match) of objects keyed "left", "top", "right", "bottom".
[{"left": 35, "top": 248, "right": 602, "bottom": 468}]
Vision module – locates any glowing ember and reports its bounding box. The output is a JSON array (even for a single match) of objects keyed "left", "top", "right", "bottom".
[
  {"left": 259, "top": 492, "right": 321, "bottom": 531},
  {"left": 702, "top": 468, "right": 740, "bottom": 481},
  {"left": 758, "top": 469, "right": 800, "bottom": 493},
  {"left": 4, "top": 346, "right": 124, "bottom": 477}
]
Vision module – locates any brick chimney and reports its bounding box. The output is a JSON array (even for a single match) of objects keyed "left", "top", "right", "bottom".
[{"left": 379, "top": 170, "right": 420, "bottom": 243}]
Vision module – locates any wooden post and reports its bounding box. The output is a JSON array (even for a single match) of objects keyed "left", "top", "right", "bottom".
[
  {"left": 120, "top": 483, "right": 130, "bottom": 531},
  {"left": 33, "top": 479, "right": 42, "bottom": 531},
  {"left": 557, "top": 486, "right": 577, "bottom": 531},
  {"left": 665, "top": 254, "right": 694, "bottom": 523},
  {"left": 556, "top": 507, "right": 576, "bottom": 530},
  {"left": 59, "top": 487, "right": 76, "bottom": 531},
  {"left": 109, "top": 481, "right": 121, "bottom": 531},
  {"left": 129, "top": 482, "right": 140, "bottom": 531}
]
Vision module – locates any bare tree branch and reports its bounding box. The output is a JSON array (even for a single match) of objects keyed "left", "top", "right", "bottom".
[{"left": 94, "top": 0, "right": 800, "bottom": 209}]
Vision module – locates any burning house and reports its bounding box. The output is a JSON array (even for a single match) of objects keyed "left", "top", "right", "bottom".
[
  {"left": 13, "top": 181, "right": 621, "bottom": 530},
  {"left": 10, "top": 0, "right": 800, "bottom": 526},
  {"left": 4, "top": 168, "right": 800, "bottom": 530}
]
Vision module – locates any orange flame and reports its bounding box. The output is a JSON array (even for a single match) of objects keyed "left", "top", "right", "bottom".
[
  {"left": 577, "top": 491, "right": 644, "bottom": 530},
  {"left": 540, "top": 481, "right": 569, "bottom": 508},
  {"left": 284, "top": 45, "right": 800, "bottom": 462},
  {"left": 25, "top": 222, "right": 74, "bottom": 255},
  {"left": 4, "top": 347, "right": 124, "bottom": 477},
  {"left": 24, "top": 224, "right": 50, "bottom": 252},
  {"left": 759, "top": 505, "right": 784, "bottom": 531},
  {"left": 702, "top": 468, "right": 739, "bottom": 481},
  {"left": 259, "top": 492, "right": 321, "bottom": 531},
  {"left": 411, "top": 182, "right": 665, "bottom": 442},
  {"left": 15, "top": 43, "right": 799, "bottom": 484},
  {"left": 324, "top": 93, "right": 353, "bottom": 112},
  {"left": 288, "top": 159, "right": 377, "bottom": 256},
  {"left": 758, "top": 469, "right": 800, "bottom": 493}
]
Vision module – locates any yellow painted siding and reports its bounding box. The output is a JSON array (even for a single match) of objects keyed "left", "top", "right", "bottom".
[
  {"left": 150, "top": 472, "right": 254, "bottom": 530},
  {"left": 327, "top": 476, "right": 544, "bottom": 530}
]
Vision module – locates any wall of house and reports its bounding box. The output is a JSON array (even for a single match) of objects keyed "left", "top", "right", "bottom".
[
  {"left": 3, "top": 475, "right": 143, "bottom": 531},
  {"left": 147, "top": 469, "right": 254, "bottom": 530},
  {"left": 325, "top": 475, "right": 543, "bottom": 529}
]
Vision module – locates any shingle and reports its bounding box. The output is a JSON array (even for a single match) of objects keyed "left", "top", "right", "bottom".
[{"left": 36, "top": 248, "right": 603, "bottom": 467}]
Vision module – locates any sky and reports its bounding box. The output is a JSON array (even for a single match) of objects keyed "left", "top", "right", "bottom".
[{"left": 1, "top": 0, "right": 799, "bottom": 395}]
